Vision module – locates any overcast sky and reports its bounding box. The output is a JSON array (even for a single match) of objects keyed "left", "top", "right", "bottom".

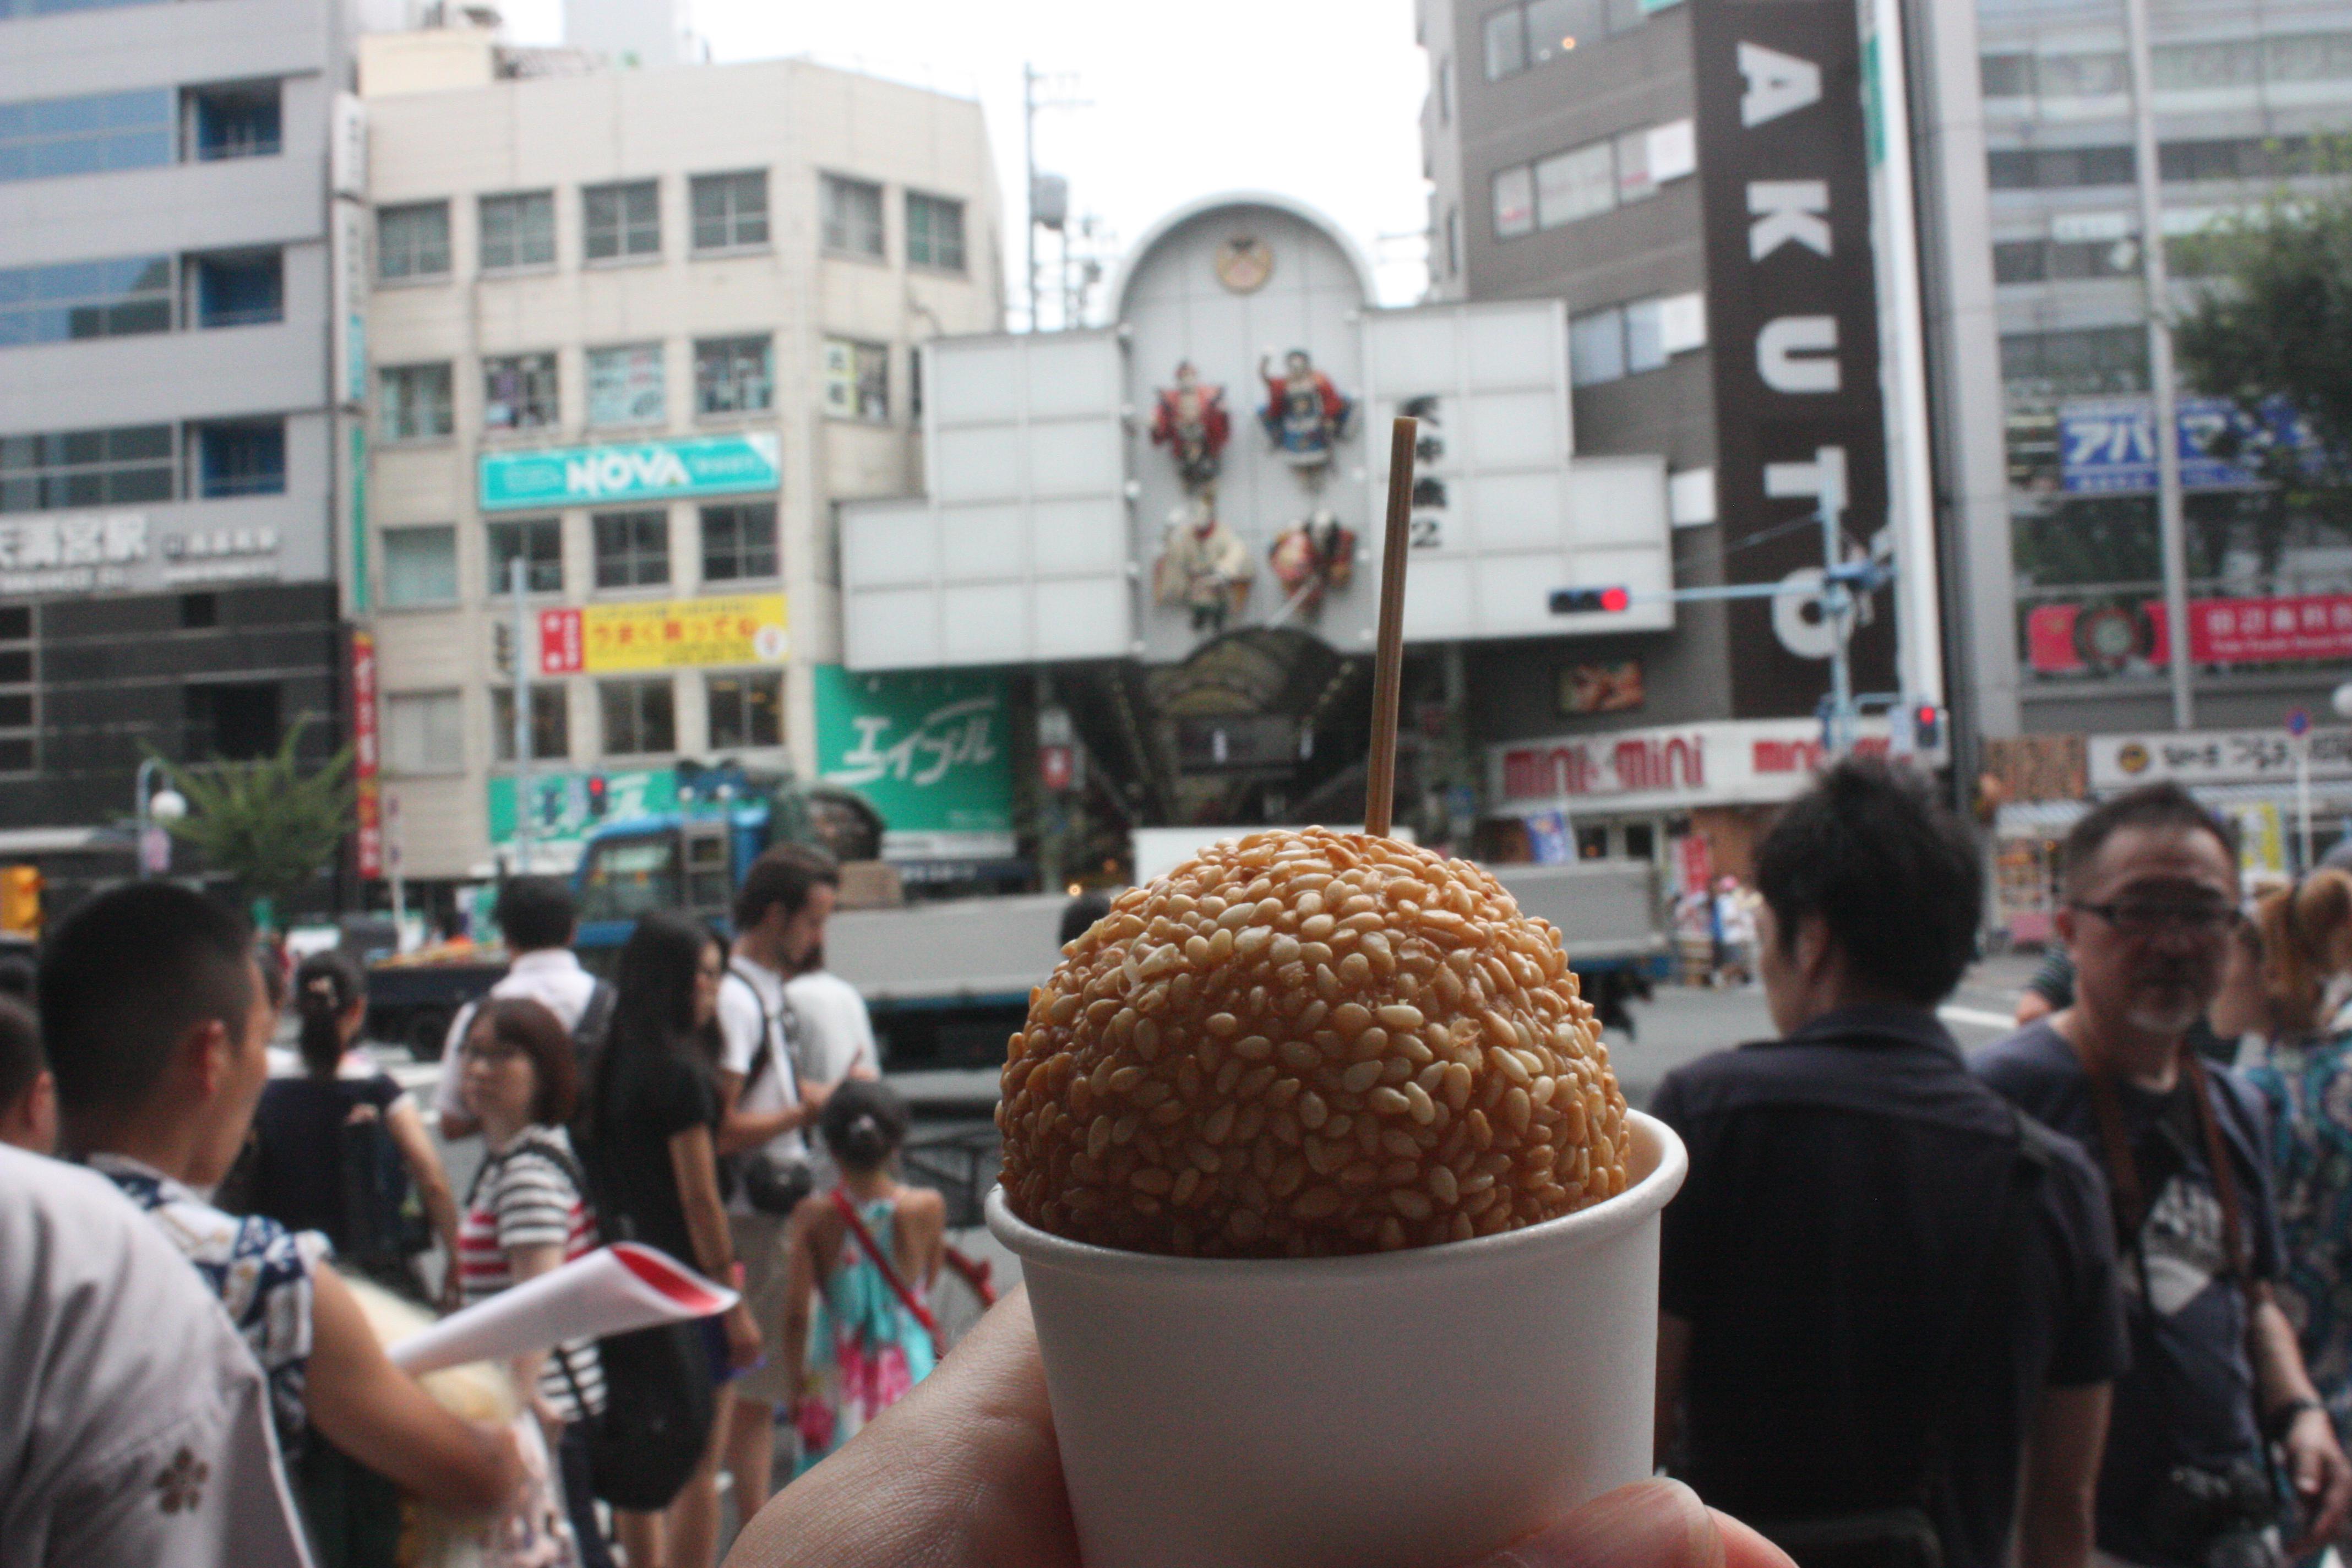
[{"left": 497, "top": 0, "right": 1435, "bottom": 319}]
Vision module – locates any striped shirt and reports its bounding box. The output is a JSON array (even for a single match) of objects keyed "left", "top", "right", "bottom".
[{"left": 458, "top": 1127, "right": 606, "bottom": 1419}]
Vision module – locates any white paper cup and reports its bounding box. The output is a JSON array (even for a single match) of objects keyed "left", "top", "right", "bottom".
[{"left": 986, "top": 1108, "right": 1687, "bottom": 1568}]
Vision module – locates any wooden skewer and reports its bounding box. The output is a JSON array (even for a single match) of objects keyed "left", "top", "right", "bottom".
[{"left": 1364, "top": 416, "right": 1418, "bottom": 839}]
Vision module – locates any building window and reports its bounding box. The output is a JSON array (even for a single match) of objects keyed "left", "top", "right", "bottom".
[
  {"left": 379, "top": 363, "right": 454, "bottom": 443},
  {"left": 587, "top": 343, "right": 666, "bottom": 427},
  {"left": 0, "top": 423, "right": 172, "bottom": 512},
  {"left": 821, "top": 174, "right": 885, "bottom": 258},
  {"left": 2262, "top": 33, "right": 2352, "bottom": 84},
  {"left": 821, "top": 339, "right": 889, "bottom": 422},
  {"left": 1484, "top": 0, "right": 1640, "bottom": 80},
  {"left": 0, "top": 254, "right": 171, "bottom": 346},
  {"left": 480, "top": 190, "right": 556, "bottom": 271},
  {"left": 1999, "top": 325, "right": 2150, "bottom": 398},
  {"left": 186, "top": 681, "right": 280, "bottom": 762},
  {"left": 0, "top": 87, "right": 173, "bottom": 184},
  {"left": 694, "top": 336, "right": 772, "bottom": 416},
  {"left": 600, "top": 677, "right": 674, "bottom": 756},
  {"left": 700, "top": 501, "right": 777, "bottom": 581},
  {"left": 383, "top": 689, "right": 464, "bottom": 775},
  {"left": 483, "top": 352, "right": 559, "bottom": 432},
  {"left": 1993, "top": 236, "right": 2142, "bottom": 285},
  {"left": 906, "top": 192, "right": 965, "bottom": 271},
  {"left": 1534, "top": 140, "right": 1614, "bottom": 228},
  {"left": 1492, "top": 165, "right": 1534, "bottom": 239},
  {"left": 707, "top": 671, "right": 781, "bottom": 750},
  {"left": 593, "top": 509, "right": 668, "bottom": 588},
  {"left": 1624, "top": 297, "right": 1668, "bottom": 374},
  {"left": 492, "top": 685, "right": 568, "bottom": 762},
  {"left": 378, "top": 202, "right": 451, "bottom": 281},
  {"left": 1523, "top": 0, "right": 1593, "bottom": 67},
  {"left": 0, "top": 606, "right": 32, "bottom": 775},
  {"left": 189, "top": 419, "right": 284, "bottom": 498},
  {"left": 1980, "top": 55, "right": 2035, "bottom": 97},
  {"left": 1986, "top": 145, "right": 2136, "bottom": 190},
  {"left": 2158, "top": 134, "right": 2320, "bottom": 183},
  {"left": 690, "top": 170, "right": 768, "bottom": 252},
  {"left": 1484, "top": 6, "right": 1528, "bottom": 80},
  {"left": 1571, "top": 293, "right": 1702, "bottom": 386},
  {"left": 585, "top": 179, "right": 660, "bottom": 261},
  {"left": 486, "top": 516, "right": 562, "bottom": 594},
  {"left": 188, "top": 248, "right": 281, "bottom": 329},
  {"left": 381, "top": 525, "right": 458, "bottom": 607},
  {"left": 1570, "top": 307, "right": 1626, "bottom": 387},
  {"left": 184, "top": 81, "right": 280, "bottom": 161}
]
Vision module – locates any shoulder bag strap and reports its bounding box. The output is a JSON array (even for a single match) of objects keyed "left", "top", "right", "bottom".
[
  {"left": 830, "top": 1186, "right": 945, "bottom": 1360},
  {"left": 725, "top": 963, "right": 775, "bottom": 1095}
]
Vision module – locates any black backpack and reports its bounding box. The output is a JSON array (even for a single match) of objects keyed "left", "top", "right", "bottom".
[{"left": 339, "top": 1097, "right": 432, "bottom": 1270}]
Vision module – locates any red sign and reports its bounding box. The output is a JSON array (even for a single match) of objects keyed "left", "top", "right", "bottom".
[
  {"left": 351, "top": 630, "right": 382, "bottom": 879},
  {"left": 1039, "top": 744, "right": 1074, "bottom": 793},
  {"left": 539, "top": 608, "right": 584, "bottom": 675},
  {"left": 2029, "top": 594, "right": 2352, "bottom": 673},
  {"left": 1676, "top": 832, "right": 1713, "bottom": 897}
]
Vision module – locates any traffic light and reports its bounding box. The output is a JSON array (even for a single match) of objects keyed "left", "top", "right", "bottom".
[
  {"left": 1550, "top": 586, "right": 1632, "bottom": 614},
  {"left": 1913, "top": 705, "right": 1943, "bottom": 752},
  {"left": 492, "top": 621, "right": 515, "bottom": 676},
  {"left": 0, "top": 865, "right": 41, "bottom": 936},
  {"left": 585, "top": 774, "right": 608, "bottom": 820}
]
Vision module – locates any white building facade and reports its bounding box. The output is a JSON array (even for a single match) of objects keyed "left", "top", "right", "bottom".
[{"left": 357, "top": 43, "right": 1001, "bottom": 885}]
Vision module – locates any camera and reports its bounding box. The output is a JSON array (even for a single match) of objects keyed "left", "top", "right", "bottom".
[{"left": 2151, "top": 1461, "right": 2286, "bottom": 1568}]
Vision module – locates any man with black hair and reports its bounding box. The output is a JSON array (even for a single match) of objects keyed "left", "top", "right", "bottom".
[
  {"left": 1980, "top": 784, "right": 2352, "bottom": 1568},
  {"left": 0, "top": 993, "right": 53, "bottom": 1153},
  {"left": 1652, "top": 759, "right": 2126, "bottom": 1568},
  {"left": 435, "top": 875, "right": 606, "bottom": 1140},
  {"left": 39, "top": 883, "right": 524, "bottom": 1532}
]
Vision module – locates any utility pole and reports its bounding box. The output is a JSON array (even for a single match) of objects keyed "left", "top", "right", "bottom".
[
  {"left": 510, "top": 555, "right": 533, "bottom": 876},
  {"left": 1021, "top": 64, "right": 1086, "bottom": 332}
]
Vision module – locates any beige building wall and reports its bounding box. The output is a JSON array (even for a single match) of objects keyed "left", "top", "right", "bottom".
[{"left": 360, "top": 54, "right": 1001, "bottom": 881}]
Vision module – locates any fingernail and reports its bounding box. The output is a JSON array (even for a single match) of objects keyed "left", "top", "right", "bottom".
[{"left": 1472, "top": 1479, "right": 1725, "bottom": 1568}]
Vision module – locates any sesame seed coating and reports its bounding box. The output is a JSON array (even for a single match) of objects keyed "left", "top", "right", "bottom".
[{"left": 997, "top": 827, "right": 1630, "bottom": 1257}]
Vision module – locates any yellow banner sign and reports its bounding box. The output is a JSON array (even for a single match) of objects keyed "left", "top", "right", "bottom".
[{"left": 539, "top": 594, "right": 788, "bottom": 674}]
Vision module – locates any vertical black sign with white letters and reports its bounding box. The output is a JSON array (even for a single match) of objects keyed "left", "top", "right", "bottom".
[{"left": 1692, "top": 0, "right": 1896, "bottom": 718}]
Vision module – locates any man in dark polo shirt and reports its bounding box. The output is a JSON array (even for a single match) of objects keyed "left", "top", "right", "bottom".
[
  {"left": 1979, "top": 784, "right": 2352, "bottom": 1568},
  {"left": 1653, "top": 759, "right": 2127, "bottom": 1568}
]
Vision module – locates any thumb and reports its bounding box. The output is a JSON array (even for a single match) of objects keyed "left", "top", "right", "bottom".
[{"left": 1464, "top": 1479, "right": 1792, "bottom": 1568}]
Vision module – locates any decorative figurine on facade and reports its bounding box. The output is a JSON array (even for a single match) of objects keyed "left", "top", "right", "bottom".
[
  {"left": 1150, "top": 361, "right": 1231, "bottom": 492},
  {"left": 1153, "top": 493, "right": 1253, "bottom": 634},
  {"left": 1266, "top": 510, "right": 1357, "bottom": 621},
  {"left": 1257, "top": 348, "right": 1357, "bottom": 470}
]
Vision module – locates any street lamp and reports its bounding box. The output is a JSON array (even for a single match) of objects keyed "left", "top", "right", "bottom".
[
  {"left": 134, "top": 757, "right": 187, "bottom": 878},
  {"left": 2332, "top": 682, "right": 2352, "bottom": 722}
]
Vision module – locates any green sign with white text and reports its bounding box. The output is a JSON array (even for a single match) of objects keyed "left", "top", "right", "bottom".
[
  {"left": 487, "top": 767, "right": 678, "bottom": 853},
  {"left": 479, "top": 433, "right": 780, "bottom": 512},
  {"left": 813, "top": 666, "right": 1014, "bottom": 858}
]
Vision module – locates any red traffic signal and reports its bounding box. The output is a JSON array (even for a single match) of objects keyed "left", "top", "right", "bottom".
[
  {"left": 585, "top": 774, "right": 608, "bottom": 820},
  {"left": 1550, "top": 586, "right": 1632, "bottom": 614},
  {"left": 1913, "top": 706, "right": 1943, "bottom": 751}
]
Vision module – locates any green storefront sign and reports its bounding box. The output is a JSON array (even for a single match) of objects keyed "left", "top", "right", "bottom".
[
  {"left": 479, "top": 433, "right": 781, "bottom": 513},
  {"left": 814, "top": 666, "right": 1015, "bottom": 857},
  {"left": 488, "top": 768, "right": 678, "bottom": 853}
]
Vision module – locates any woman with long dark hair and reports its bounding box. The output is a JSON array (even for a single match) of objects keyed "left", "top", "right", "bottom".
[
  {"left": 587, "top": 912, "right": 758, "bottom": 1568},
  {"left": 248, "top": 950, "right": 459, "bottom": 1301}
]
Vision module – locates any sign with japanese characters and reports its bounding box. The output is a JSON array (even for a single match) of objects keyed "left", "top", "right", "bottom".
[
  {"left": 479, "top": 433, "right": 780, "bottom": 511},
  {"left": 537, "top": 594, "right": 787, "bottom": 675},
  {"left": 352, "top": 631, "right": 382, "bottom": 879},
  {"left": 2089, "top": 727, "right": 2352, "bottom": 791},
  {"left": 2028, "top": 594, "right": 2352, "bottom": 673},
  {"left": 487, "top": 767, "right": 679, "bottom": 855},
  {"left": 2059, "top": 396, "right": 2313, "bottom": 494},
  {"left": 813, "top": 665, "right": 1014, "bottom": 859},
  {"left": 0, "top": 510, "right": 302, "bottom": 600}
]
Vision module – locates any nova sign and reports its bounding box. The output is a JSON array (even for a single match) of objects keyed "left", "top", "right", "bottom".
[{"left": 478, "top": 433, "right": 781, "bottom": 512}]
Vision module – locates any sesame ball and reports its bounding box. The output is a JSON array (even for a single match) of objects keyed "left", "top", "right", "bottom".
[{"left": 998, "top": 827, "right": 1630, "bottom": 1257}]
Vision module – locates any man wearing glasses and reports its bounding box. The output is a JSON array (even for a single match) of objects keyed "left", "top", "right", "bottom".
[{"left": 1980, "top": 783, "right": 2352, "bottom": 1568}]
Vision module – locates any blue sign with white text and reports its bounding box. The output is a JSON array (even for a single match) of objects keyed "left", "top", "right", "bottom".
[
  {"left": 2059, "top": 396, "right": 2312, "bottom": 494},
  {"left": 479, "top": 433, "right": 780, "bottom": 511}
]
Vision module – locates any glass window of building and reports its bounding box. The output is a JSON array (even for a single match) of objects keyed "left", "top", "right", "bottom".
[
  {"left": 600, "top": 677, "right": 675, "bottom": 756},
  {"left": 0, "top": 424, "right": 171, "bottom": 512},
  {"left": 187, "top": 249, "right": 281, "bottom": 329},
  {"left": 2265, "top": 34, "right": 2352, "bottom": 83},
  {"left": 0, "top": 88, "right": 173, "bottom": 183},
  {"left": 821, "top": 339, "right": 890, "bottom": 422},
  {"left": 378, "top": 202, "right": 450, "bottom": 281},
  {"left": 381, "top": 526, "right": 458, "bottom": 608},
  {"left": 1524, "top": 0, "right": 1593, "bottom": 67},
  {"left": 1980, "top": 55, "right": 2034, "bottom": 97},
  {"left": 486, "top": 516, "right": 562, "bottom": 594},
  {"left": 384, "top": 689, "right": 464, "bottom": 774},
  {"left": 906, "top": 191, "right": 966, "bottom": 271},
  {"left": 480, "top": 191, "right": 556, "bottom": 271},
  {"left": 483, "top": 352, "right": 558, "bottom": 432},
  {"left": 1614, "top": 128, "right": 1655, "bottom": 203},
  {"left": 690, "top": 170, "right": 769, "bottom": 252},
  {"left": 2035, "top": 52, "right": 2127, "bottom": 97},
  {"left": 185, "top": 682, "right": 280, "bottom": 761},
  {"left": 700, "top": 501, "right": 777, "bottom": 581},
  {"left": 1536, "top": 140, "right": 1614, "bottom": 228},
  {"left": 0, "top": 254, "right": 171, "bottom": 346},
  {"left": 0, "top": 607, "right": 32, "bottom": 775},
  {"left": 379, "top": 363, "right": 454, "bottom": 443},
  {"left": 707, "top": 672, "right": 782, "bottom": 750},
  {"left": 1484, "top": 6, "right": 1527, "bottom": 79},
  {"left": 2150, "top": 41, "right": 2260, "bottom": 91},
  {"left": 1604, "top": 0, "right": 1645, "bottom": 31},
  {"left": 184, "top": 81, "right": 279, "bottom": 161},
  {"left": 1492, "top": 165, "right": 1534, "bottom": 238},
  {"left": 587, "top": 342, "right": 666, "bottom": 427},
  {"left": 593, "top": 509, "right": 669, "bottom": 588},
  {"left": 1986, "top": 145, "right": 2136, "bottom": 189},
  {"left": 584, "top": 179, "right": 660, "bottom": 261},
  {"left": 1624, "top": 297, "right": 1668, "bottom": 374},
  {"left": 189, "top": 419, "right": 284, "bottom": 498},
  {"left": 821, "top": 174, "right": 885, "bottom": 258},
  {"left": 492, "top": 686, "right": 568, "bottom": 763},
  {"left": 694, "top": 336, "right": 772, "bottom": 415},
  {"left": 1570, "top": 307, "right": 1626, "bottom": 386}
]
